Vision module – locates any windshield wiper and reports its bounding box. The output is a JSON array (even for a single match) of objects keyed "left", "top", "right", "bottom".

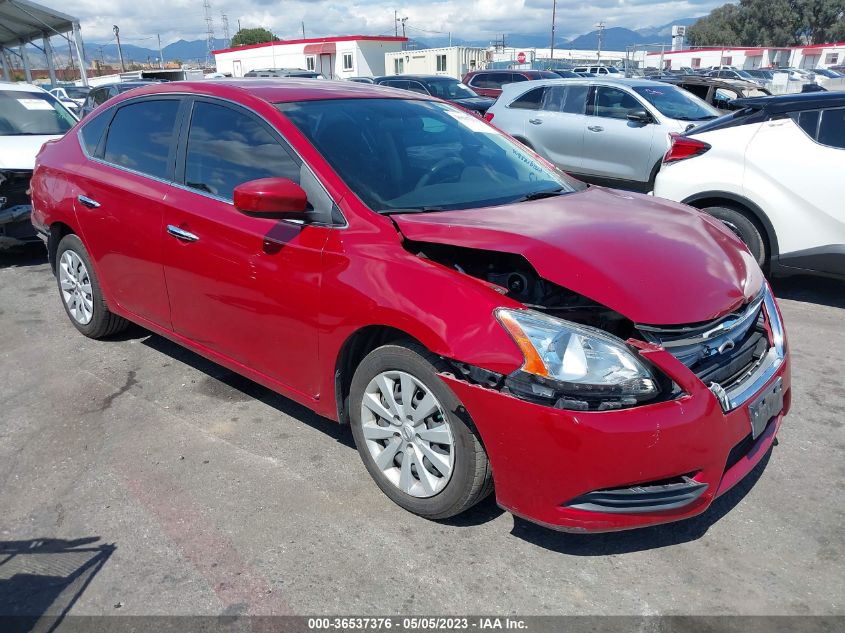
[
  {"left": 381, "top": 206, "right": 448, "bottom": 215},
  {"left": 512, "top": 187, "right": 567, "bottom": 203}
]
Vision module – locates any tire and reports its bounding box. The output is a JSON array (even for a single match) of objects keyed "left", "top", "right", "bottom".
[
  {"left": 55, "top": 234, "right": 128, "bottom": 339},
  {"left": 349, "top": 341, "right": 493, "bottom": 519},
  {"left": 703, "top": 206, "right": 768, "bottom": 268}
]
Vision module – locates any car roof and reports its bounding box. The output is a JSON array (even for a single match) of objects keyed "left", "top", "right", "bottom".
[
  {"left": 0, "top": 81, "right": 49, "bottom": 93},
  {"left": 498, "top": 76, "right": 670, "bottom": 98},
  {"left": 101, "top": 78, "right": 434, "bottom": 105},
  {"left": 733, "top": 91, "right": 845, "bottom": 113},
  {"left": 377, "top": 75, "right": 456, "bottom": 81}
]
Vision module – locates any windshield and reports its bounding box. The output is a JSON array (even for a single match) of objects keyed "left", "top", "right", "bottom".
[
  {"left": 735, "top": 70, "right": 755, "bottom": 79},
  {"left": 277, "top": 98, "right": 585, "bottom": 213},
  {"left": 423, "top": 79, "right": 479, "bottom": 100},
  {"left": 0, "top": 90, "right": 76, "bottom": 136},
  {"left": 633, "top": 85, "right": 719, "bottom": 121}
]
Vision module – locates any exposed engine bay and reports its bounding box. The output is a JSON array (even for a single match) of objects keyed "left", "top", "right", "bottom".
[{"left": 407, "top": 240, "right": 635, "bottom": 340}]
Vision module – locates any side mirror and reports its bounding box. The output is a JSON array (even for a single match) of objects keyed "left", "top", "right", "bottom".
[
  {"left": 627, "top": 109, "right": 652, "bottom": 124},
  {"left": 233, "top": 178, "right": 309, "bottom": 220}
]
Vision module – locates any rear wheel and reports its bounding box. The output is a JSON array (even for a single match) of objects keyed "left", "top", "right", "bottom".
[
  {"left": 55, "top": 234, "right": 128, "bottom": 339},
  {"left": 703, "top": 206, "right": 767, "bottom": 268},
  {"left": 349, "top": 341, "right": 493, "bottom": 519}
]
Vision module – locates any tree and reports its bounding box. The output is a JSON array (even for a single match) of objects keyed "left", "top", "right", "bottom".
[
  {"left": 687, "top": 0, "right": 845, "bottom": 47},
  {"left": 230, "top": 28, "right": 278, "bottom": 47}
]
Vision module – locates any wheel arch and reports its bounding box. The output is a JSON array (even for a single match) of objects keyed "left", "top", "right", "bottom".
[
  {"left": 47, "top": 221, "right": 78, "bottom": 274},
  {"left": 682, "top": 191, "right": 779, "bottom": 261}
]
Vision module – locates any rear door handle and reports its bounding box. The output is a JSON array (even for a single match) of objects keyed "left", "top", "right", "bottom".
[
  {"left": 587, "top": 125, "right": 604, "bottom": 132},
  {"left": 528, "top": 118, "right": 543, "bottom": 125},
  {"left": 166, "top": 225, "right": 199, "bottom": 242},
  {"left": 77, "top": 195, "right": 100, "bottom": 209}
]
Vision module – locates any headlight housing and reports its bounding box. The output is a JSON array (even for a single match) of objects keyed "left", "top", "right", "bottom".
[{"left": 496, "top": 308, "right": 659, "bottom": 410}]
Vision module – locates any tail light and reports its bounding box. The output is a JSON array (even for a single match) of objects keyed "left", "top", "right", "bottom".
[
  {"left": 484, "top": 112, "right": 495, "bottom": 123},
  {"left": 663, "top": 133, "right": 710, "bottom": 164}
]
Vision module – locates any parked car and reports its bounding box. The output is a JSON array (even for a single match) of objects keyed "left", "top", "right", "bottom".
[
  {"left": 374, "top": 75, "right": 494, "bottom": 114},
  {"left": 658, "top": 75, "right": 770, "bottom": 112},
  {"left": 707, "top": 69, "right": 764, "bottom": 85},
  {"left": 347, "top": 77, "right": 375, "bottom": 84},
  {"left": 654, "top": 91, "right": 844, "bottom": 277},
  {"left": 548, "top": 69, "right": 580, "bottom": 78},
  {"left": 49, "top": 85, "right": 90, "bottom": 114},
  {"left": 30, "top": 79, "right": 790, "bottom": 532},
  {"left": 461, "top": 69, "right": 560, "bottom": 98},
  {"left": 485, "top": 78, "right": 720, "bottom": 191},
  {"left": 0, "top": 82, "right": 76, "bottom": 249},
  {"left": 243, "top": 68, "right": 325, "bottom": 79},
  {"left": 80, "top": 81, "right": 161, "bottom": 118},
  {"left": 572, "top": 65, "right": 621, "bottom": 75}
]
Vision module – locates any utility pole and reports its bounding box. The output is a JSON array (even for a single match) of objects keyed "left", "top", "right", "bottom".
[
  {"left": 550, "top": 0, "right": 557, "bottom": 63},
  {"left": 301, "top": 21, "right": 305, "bottom": 38},
  {"left": 595, "top": 21, "right": 605, "bottom": 63},
  {"left": 394, "top": 10, "right": 398, "bottom": 37},
  {"left": 157, "top": 33, "right": 164, "bottom": 68},
  {"left": 203, "top": 0, "right": 215, "bottom": 67},
  {"left": 221, "top": 12, "right": 230, "bottom": 48},
  {"left": 113, "top": 24, "right": 125, "bottom": 72}
]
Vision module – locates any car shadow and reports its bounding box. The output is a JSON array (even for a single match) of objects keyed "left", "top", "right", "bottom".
[
  {"left": 0, "top": 244, "right": 48, "bottom": 269},
  {"left": 136, "top": 331, "right": 356, "bottom": 450},
  {"left": 771, "top": 274, "right": 845, "bottom": 309},
  {"left": 508, "top": 448, "right": 773, "bottom": 555},
  {"left": 0, "top": 536, "right": 115, "bottom": 631}
]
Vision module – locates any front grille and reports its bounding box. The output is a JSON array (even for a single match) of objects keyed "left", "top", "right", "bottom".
[
  {"left": 564, "top": 476, "right": 708, "bottom": 514},
  {"left": 638, "top": 290, "right": 770, "bottom": 392},
  {"left": 0, "top": 170, "right": 32, "bottom": 210}
]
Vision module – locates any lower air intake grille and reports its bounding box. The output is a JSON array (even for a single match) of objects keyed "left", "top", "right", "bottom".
[{"left": 564, "top": 476, "right": 708, "bottom": 514}]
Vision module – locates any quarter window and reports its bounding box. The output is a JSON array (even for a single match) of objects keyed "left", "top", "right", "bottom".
[
  {"left": 509, "top": 87, "right": 545, "bottom": 110},
  {"left": 342, "top": 53, "right": 353, "bottom": 71},
  {"left": 184, "top": 101, "right": 300, "bottom": 201},
  {"left": 816, "top": 108, "right": 845, "bottom": 149},
  {"left": 80, "top": 111, "right": 110, "bottom": 156},
  {"left": 436, "top": 55, "right": 447, "bottom": 72},
  {"left": 591, "top": 87, "right": 643, "bottom": 119},
  {"left": 103, "top": 100, "right": 179, "bottom": 179}
]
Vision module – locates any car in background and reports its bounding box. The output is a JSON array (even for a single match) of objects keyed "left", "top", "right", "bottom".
[
  {"left": 658, "top": 75, "right": 770, "bottom": 112},
  {"left": 80, "top": 81, "right": 162, "bottom": 118},
  {"left": 654, "top": 91, "right": 844, "bottom": 277},
  {"left": 811, "top": 68, "right": 844, "bottom": 89},
  {"left": 485, "top": 78, "right": 719, "bottom": 191},
  {"left": 30, "top": 79, "right": 789, "bottom": 533},
  {"left": 548, "top": 69, "right": 580, "bottom": 78},
  {"left": 374, "top": 75, "right": 494, "bottom": 114},
  {"left": 0, "top": 82, "right": 76, "bottom": 249},
  {"left": 243, "top": 68, "right": 325, "bottom": 79},
  {"left": 49, "top": 85, "right": 90, "bottom": 113},
  {"left": 348, "top": 76, "right": 375, "bottom": 84},
  {"left": 572, "top": 65, "right": 621, "bottom": 75},
  {"left": 707, "top": 69, "right": 764, "bottom": 85},
  {"left": 461, "top": 69, "right": 561, "bottom": 98}
]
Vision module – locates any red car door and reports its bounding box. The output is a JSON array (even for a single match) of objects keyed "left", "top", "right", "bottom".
[
  {"left": 161, "top": 99, "right": 333, "bottom": 399},
  {"left": 73, "top": 98, "right": 181, "bottom": 327}
]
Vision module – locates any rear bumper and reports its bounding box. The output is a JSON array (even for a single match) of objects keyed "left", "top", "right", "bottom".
[{"left": 440, "top": 349, "right": 790, "bottom": 533}]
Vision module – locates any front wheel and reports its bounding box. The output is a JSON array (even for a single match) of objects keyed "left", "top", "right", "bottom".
[{"left": 349, "top": 341, "right": 493, "bottom": 519}]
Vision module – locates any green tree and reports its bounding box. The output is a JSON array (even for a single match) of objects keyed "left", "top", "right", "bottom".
[
  {"left": 230, "top": 27, "right": 278, "bottom": 47},
  {"left": 687, "top": 0, "right": 845, "bottom": 46}
]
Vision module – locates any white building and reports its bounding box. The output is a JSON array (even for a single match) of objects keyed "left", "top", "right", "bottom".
[
  {"left": 384, "top": 47, "right": 488, "bottom": 79},
  {"left": 213, "top": 35, "right": 407, "bottom": 79},
  {"left": 640, "top": 42, "right": 845, "bottom": 71},
  {"left": 489, "top": 47, "right": 628, "bottom": 68}
]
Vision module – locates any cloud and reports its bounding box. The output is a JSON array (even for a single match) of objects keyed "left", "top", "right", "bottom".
[{"left": 66, "top": 0, "right": 719, "bottom": 45}]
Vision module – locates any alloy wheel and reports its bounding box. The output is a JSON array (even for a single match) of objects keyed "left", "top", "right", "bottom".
[
  {"left": 360, "top": 370, "right": 455, "bottom": 498},
  {"left": 59, "top": 250, "right": 94, "bottom": 325}
]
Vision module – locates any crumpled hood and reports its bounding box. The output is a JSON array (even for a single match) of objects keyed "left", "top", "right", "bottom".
[
  {"left": 0, "top": 135, "right": 61, "bottom": 170},
  {"left": 393, "top": 186, "right": 764, "bottom": 325}
]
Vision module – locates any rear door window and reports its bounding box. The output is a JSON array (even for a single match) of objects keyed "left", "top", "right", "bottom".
[
  {"left": 103, "top": 99, "right": 180, "bottom": 179},
  {"left": 543, "top": 85, "right": 588, "bottom": 114}
]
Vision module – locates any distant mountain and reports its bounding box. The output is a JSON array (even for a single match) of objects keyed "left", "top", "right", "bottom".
[
  {"left": 82, "top": 38, "right": 227, "bottom": 65},
  {"left": 635, "top": 17, "right": 701, "bottom": 40}
]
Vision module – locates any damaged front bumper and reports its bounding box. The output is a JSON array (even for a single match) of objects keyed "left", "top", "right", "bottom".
[{"left": 0, "top": 203, "right": 39, "bottom": 249}]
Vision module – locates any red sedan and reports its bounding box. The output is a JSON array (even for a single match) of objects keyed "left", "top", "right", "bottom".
[{"left": 30, "top": 80, "right": 790, "bottom": 532}]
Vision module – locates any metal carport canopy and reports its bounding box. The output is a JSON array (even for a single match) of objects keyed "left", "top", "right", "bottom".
[{"left": 0, "top": 0, "right": 87, "bottom": 86}]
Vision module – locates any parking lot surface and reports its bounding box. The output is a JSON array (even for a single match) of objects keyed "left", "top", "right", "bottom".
[{"left": 1, "top": 246, "right": 843, "bottom": 616}]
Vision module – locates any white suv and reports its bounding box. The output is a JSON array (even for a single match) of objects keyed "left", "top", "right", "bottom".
[{"left": 654, "top": 92, "right": 844, "bottom": 278}]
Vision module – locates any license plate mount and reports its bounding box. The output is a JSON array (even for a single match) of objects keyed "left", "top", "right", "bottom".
[{"left": 748, "top": 377, "right": 784, "bottom": 439}]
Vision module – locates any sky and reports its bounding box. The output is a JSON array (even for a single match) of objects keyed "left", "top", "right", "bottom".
[{"left": 66, "top": 0, "right": 724, "bottom": 46}]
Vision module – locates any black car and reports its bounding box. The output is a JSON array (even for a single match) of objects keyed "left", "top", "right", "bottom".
[
  {"left": 243, "top": 68, "right": 325, "bottom": 79},
  {"left": 80, "top": 81, "right": 162, "bottom": 117},
  {"left": 374, "top": 75, "right": 495, "bottom": 114},
  {"left": 548, "top": 69, "right": 580, "bottom": 78}
]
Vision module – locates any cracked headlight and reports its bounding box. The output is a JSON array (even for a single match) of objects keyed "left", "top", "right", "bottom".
[{"left": 496, "top": 308, "right": 659, "bottom": 410}]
